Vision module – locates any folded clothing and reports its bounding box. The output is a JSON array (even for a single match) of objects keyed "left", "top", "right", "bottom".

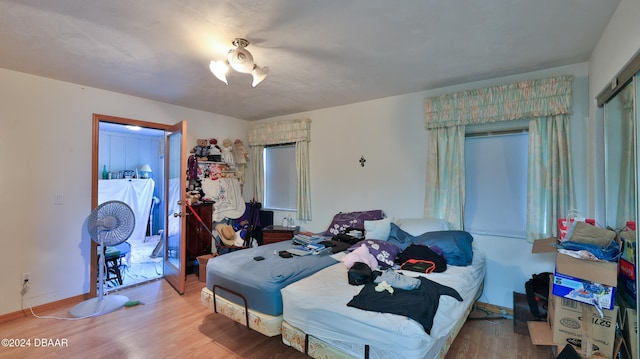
[
  {"left": 556, "top": 239, "right": 621, "bottom": 262},
  {"left": 374, "top": 270, "right": 421, "bottom": 290}
]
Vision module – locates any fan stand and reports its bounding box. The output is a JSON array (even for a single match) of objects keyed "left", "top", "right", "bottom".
[{"left": 70, "top": 240, "right": 129, "bottom": 318}]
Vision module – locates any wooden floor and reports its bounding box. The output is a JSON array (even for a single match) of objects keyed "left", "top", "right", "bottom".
[{"left": 1, "top": 275, "right": 554, "bottom": 359}]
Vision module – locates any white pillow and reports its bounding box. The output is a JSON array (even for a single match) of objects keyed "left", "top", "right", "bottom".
[
  {"left": 364, "top": 218, "right": 392, "bottom": 240},
  {"left": 394, "top": 218, "right": 449, "bottom": 236}
]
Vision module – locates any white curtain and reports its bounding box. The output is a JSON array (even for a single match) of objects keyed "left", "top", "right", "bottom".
[
  {"left": 250, "top": 145, "right": 264, "bottom": 205},
  {"left": 248, "top": 118, "right": 312, "bottom": 220},
  {"left": 295, "top": 140, "right": 312, "bottom": 220}
]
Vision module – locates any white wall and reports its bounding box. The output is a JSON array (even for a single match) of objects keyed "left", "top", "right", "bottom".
[
  {"left": 257, "top": 63, "right": 589, "bottom": 309},
  {"left": 0, "top": 68, "right": 249, "bottom": 315}
]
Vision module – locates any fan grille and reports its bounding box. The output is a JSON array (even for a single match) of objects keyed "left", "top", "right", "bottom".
[{"left": 88, "top": 200, "right": 135, "bottom": 246}]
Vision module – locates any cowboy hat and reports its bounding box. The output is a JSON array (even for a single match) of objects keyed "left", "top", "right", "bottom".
[{"left": 215, "top": 224, "right": 236, "bottom": 246}]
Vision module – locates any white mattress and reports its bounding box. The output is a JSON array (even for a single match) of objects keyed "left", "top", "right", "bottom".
[{"left": 281, "top": 248, "right": 486, "bottom": 359}]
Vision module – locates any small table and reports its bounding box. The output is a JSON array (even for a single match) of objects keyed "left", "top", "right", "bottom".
[{"left": 262, "top": 225, "right": 299, "bottom": 244}]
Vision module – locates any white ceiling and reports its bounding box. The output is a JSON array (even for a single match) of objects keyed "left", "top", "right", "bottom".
[{"left": 0, "top": 0, "right": 620, "bottom": 121}]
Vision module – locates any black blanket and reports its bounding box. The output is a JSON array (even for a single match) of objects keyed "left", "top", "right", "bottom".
[{"left": 347, "top": 276, "right": 462, "bottom": 334}]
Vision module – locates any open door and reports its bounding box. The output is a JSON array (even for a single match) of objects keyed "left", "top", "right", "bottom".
[
  {"left": 91, "top": 114, "right": 173, "bottom": 297},
  {"left": 163, "top": 120, "right": 187, "bottom": 294}
]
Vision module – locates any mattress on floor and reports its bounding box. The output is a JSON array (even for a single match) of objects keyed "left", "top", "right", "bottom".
[
  {"left": 205, "top": 240, "right": 340, "bottom": 316},
  {"left": 281, "top": 248, "right": 486, "bottom": 359}
]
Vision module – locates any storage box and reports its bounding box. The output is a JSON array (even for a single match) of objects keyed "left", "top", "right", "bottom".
[
  {"left": 196, "top": 254, "right": 217, "bottom": 282},
  {"left": 549, "top": 295, "right": 618, "bottom": 359},
  {"left": 552, "top": 251, "right": 618, "bottom": 310},
  {"left": 621, "top": 308, "right": 637, "bottom": 359},
  {"left": 533, "top": 237, "right": 621, "bottom": 311},
  {"left": 619, "top": 258, "right": 637, "bottom": 308}
]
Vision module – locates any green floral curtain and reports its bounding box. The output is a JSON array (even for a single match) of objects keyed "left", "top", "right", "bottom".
[
  {"left": 424, "top": 76, "right": 573, "bottom": 128},
  {"left": 423, "top": 76, "right": 574, "bottom": 241},
  {"left": 248, "top": 118, "right": 312, "bottom": 220},
  {"left": 424, "top": 125, "right": 466, "bottom": 229},
  {"left": 527, "top": 115, "right": 574, "bottom": 240},
  {"left": 616, "top": 84, "right": 636, "bottom": 229}
]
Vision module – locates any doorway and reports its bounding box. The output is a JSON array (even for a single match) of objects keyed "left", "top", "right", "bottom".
[{"left": 91, "top": 114, "right": 186, "bottom": 296}]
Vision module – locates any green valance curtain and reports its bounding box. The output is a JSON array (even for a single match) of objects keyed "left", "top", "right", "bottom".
[
  {"left": 248, "top": 118, "right": 311, "bottom": 146},
  {"left": 248, "top": 118, "right": 312, "bottom": 221},
  {"left": 423, "top": 75, "right": 574, "bottom": 241},
  {"left": 424, "top": 75, "right": 573, "bottom": 129}
]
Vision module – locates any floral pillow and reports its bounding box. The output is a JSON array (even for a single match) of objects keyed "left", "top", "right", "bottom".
[
  {"left": 349, "top": 239, "right": 401, "bottom": 269},
  {"left": 324, "top": 210, "right": 385, "bottom": 236}
]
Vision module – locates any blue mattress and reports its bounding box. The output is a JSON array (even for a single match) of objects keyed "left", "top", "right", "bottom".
[{"left": 205, "top": 240, "right": 340, "bottom": 316}]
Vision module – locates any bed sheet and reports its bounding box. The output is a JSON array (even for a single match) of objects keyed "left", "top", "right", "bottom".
[
  {"left": 206, "top": 240, "right": 341, "bottom": 316},
  {"left": 98, "top": 178, "right": 155, "bottom": 243},
  {"left": 281, "top": 248, "right": 486, "bottom": 359}
]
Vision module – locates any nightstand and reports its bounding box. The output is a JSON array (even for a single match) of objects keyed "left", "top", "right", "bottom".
[{"left": 262, "top": 225, "right": 299, "bottom": 244}]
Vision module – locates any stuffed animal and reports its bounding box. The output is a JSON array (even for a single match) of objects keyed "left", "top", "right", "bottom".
[
  {"left": 208, "top": 163, "right": 222, "bottom": 180},
  {"left": 185, "top": 190, "right": 201, "bottom": 205},
  {"left": 191, "top": 139, "right": 210, "bottom": 161},
  {"left": 207, "top": 138, "right": 222, "bottom": 162},
  {"left": 209, "top": 138, "right": 221, "bottom": 154},
  {"left": 220, "top": 138, "right": 235, "bottom": 166},
  {"left": 232, "top": 139, "right": 249, "bottom": 164},
  {"left": 232, "top": 139, "right": 249, "bottom": 185}
]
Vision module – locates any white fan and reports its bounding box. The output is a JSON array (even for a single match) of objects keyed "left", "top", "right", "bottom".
[{"left": 70, "top": 200, "right": 135, "bottom": 318}]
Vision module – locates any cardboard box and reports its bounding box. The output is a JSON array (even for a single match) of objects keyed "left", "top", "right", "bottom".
[
  {"left": 527, "top": 321, "right": 608, "bottom": 358},
  {"left": 533, "top": 237, "right": 621, "bottom": 311},
  {"left": 549, "top": 295, "right": 618, "bottom": 359},
  {"left": 528, "top": 274, "right": 614, "bottom": 359},
  {"left": 619, "top": 258, "right": 637, "bottom": 308},
  {"left": 622, "top": 308, "right": 637, "bottom": 359},
  {"left": 196, "top": 254, "right": 217, "bottom": 282},
  {"left": 552, "top": 251, "right": 618, "bottom": 310}
]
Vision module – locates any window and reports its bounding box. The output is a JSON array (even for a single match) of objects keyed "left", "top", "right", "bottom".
[
  {"left": 464, "top": 131, "right": 528, "bottom": 238},
  {"left": 263, "top": 144, "right": 297, "bottom": 211}
]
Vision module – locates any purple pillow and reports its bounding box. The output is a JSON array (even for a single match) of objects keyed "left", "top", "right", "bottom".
[
  {"left": 324, "top": 210, "right": 385, "bottom": 236},
  {"left": 349, "top": 239, "right": 401, "bottom": 269}
]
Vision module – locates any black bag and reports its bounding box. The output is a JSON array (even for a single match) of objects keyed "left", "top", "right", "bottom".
[
  {"left": 525, "top": 272, "right": 552, "bottom": 320},
  {"left": 333, "top": 233, "right": 359, "bottom": 245},
  {"left": 399, "top": 244, "right": 447, "bottom": 273},
  {"left": 348, "top": 262, "right": 375, "bottom": 285}
]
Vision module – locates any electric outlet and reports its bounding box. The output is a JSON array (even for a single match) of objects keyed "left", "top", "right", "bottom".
[{"left": 22, "top": 272, "right": 31, "bottom": 287}]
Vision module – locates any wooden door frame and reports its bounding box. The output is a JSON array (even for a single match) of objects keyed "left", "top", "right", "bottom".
[{"left": 90, "top": 114, "right": 174, "bottom": 297}]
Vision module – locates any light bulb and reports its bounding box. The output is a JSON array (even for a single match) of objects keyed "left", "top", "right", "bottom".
[
  {"left": 210, "top": 60, "right": 229, "bottom": 84},
  {"left": 251, "top": 65, "right": 269, "bottom": 87}
]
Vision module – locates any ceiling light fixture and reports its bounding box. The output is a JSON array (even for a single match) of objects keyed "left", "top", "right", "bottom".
[{"left": 209, "top": 38, "right": 269, "bottom": 87}]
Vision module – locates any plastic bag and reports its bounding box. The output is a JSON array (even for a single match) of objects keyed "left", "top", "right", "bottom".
[{"left": 557, "top": 209, "right": 595, "bottom": 241}]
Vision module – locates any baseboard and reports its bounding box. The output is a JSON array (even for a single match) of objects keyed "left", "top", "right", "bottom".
[
  {"left": 475, "top": 301, "right": 514, "bottom": 316},
  {"left": 0, "top": 293, "right": 89, "bottom": 324}
]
